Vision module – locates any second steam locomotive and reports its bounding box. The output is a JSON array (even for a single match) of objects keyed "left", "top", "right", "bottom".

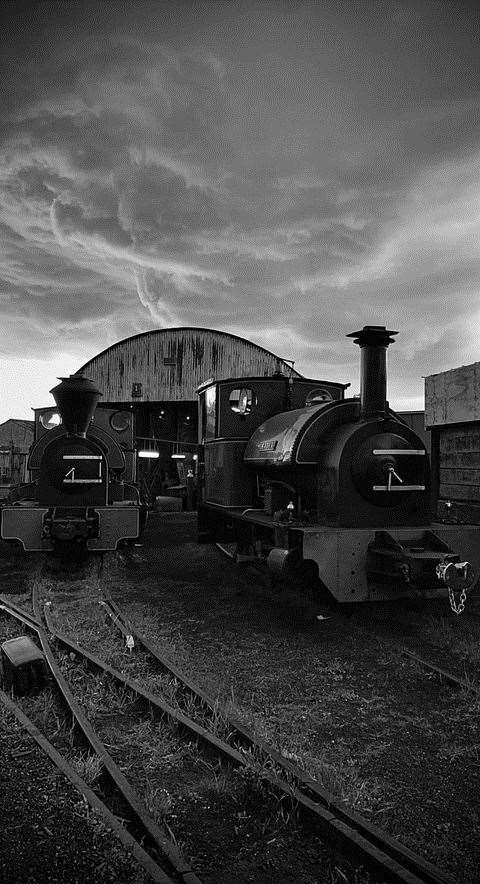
[
  {"left": 198, "top": 326, "right": 479, "bottom": 603},
  {"left": 1, "top": 373, "right": 142, "bottom": 552}
]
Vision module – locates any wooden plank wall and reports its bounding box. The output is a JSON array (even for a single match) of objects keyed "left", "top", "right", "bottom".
[{"left": 438, "top": 428, "right": 480, "bottom": 502}]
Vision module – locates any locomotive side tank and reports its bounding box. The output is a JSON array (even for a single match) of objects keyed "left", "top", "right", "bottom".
[
  {"left": 198, "top": 326, "right": 478, "bottom": 603},
  {"left": 1, "top": 373, "right": 141, "bottom": 552}
]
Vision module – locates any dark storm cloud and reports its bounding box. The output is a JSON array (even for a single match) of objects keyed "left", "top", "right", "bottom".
[{"left": 1, "top": 0, "right": 480, "bottom": 417}]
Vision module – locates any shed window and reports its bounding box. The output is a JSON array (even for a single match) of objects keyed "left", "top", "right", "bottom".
[{"left": 110, "top": 411, "right": 131, "bottom": 432}]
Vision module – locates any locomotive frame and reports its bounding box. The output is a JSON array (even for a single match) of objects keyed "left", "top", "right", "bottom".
[
  {"left": 1, "top": 373, "right": 142, "bottom": 553},
  {"left": 197, "top": 326, "right": 480, "bottom": 604}
]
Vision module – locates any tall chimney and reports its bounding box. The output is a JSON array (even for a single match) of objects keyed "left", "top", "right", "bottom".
[
  {"left": 346, "top": 325, "right": 398, "bottom": 419},
  {"left": 50, "top": 373, "right": 102, "bottom": 437}
]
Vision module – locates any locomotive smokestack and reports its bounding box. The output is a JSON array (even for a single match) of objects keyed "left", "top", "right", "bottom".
[
  {"left": 50, "top": 373, "right": 102, "bottom": 437},
  {"left": 346, "top": 325, "right": 398, "bottom": 419}
]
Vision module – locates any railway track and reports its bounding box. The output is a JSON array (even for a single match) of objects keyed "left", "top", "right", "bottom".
[
  {"left": 0, "top": 541, "right": 37, "bottom": 595},
  {"left": 215, "top": 542, "right": 480, "bottom": 695},
  {"left": 395, "top": 646, "right": 480, "bottom": 696},
  {"left": 344, "top": 609, "right": 480, "bottom": 698},
  {"left": 0, "top": 688, "right": 175, "bottom": 883},
  {"left": 0, "top": 593, "right": 200, "bottom": 884},
  {"left": 1, "top": 584, "right": 457, "bottom": 884}
]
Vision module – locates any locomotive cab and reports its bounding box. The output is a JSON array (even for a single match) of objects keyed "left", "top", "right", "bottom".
[{"left": 198, "top": 374, "right": 346, "bottom": 510}]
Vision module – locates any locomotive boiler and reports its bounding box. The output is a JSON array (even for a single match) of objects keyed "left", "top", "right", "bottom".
[
  {"left": 198, "top": 326, "right": 479, "bottom": 604},
  {"left": 1, "top": 373, "right": 142, "bottom": 553}
]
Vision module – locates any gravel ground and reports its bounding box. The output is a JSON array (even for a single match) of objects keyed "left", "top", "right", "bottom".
[
  {"left": 0, "top": 701, "right": 148, "bottom": 883},
  {"left": 2, "top": 514, "right": 480, "bottom": 882},
  {"left": 0, "top": 532, "right": 371, "bottom": 884},
  {"left": 101, "top": 512, "right": 480, "bottom": 882}
]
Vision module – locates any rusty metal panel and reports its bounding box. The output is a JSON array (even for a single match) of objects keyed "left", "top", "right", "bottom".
[
  {"left": 425, "top": 362, "right": 480, "bottom": 427},
  {"left": 80, "top": 329, "right": 302, "bottom": 404},
  {"left": 398, "top": 411, "right": 430, "bottom": 453}
]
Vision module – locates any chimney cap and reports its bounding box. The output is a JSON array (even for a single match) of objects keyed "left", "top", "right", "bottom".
[
  {"left": 50, "top": 371, "right": 101, "bottom": 396},
  {"left": 346, "top": 325, "right": 398, "bottom": 347}
]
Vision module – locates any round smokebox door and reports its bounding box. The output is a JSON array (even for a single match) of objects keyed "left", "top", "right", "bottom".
[{"left": 350, "top": 432, "right": 426, "bottom": 506}]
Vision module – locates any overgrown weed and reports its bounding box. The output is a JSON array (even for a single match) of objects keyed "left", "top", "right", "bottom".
[
  {"left": 424, "top": 615, "right": 480, "bottom": 665},
  {"left": 70, "top": 751, "right": 103, "bottom": 785}
]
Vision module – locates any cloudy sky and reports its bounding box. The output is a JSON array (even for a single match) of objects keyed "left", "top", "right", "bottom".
[{"left": 1, "top": 0, "right": 479, "bottom": 421}]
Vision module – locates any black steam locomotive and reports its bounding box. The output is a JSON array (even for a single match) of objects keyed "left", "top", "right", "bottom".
[
  {"left": 198, "top": 326, "right": 479, "bottom": 603},
  {"left": 1, "top": 373, "right": 142, "bottom": 553}
]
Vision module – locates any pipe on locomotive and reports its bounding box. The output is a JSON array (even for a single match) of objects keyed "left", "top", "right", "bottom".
[
  {"left": 50, "top": 372, "right": 102, "bottom": 438},
  {"left": 346, "top": 325, "right": 398, "bottom": 419}
]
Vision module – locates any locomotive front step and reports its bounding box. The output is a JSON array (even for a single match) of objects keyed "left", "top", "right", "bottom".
[{"left": 366, "top": 530, "right": 475, "bottom": 592}]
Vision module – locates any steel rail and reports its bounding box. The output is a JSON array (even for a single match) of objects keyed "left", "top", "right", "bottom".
[
  {"left": 399, "top": 647, "right": 480, "bottom": 696},
  {"left": 0, "top": 688, "right": 173, "bottom": 884},
  {"left": 45, "top": 595, "right": 452, "bottom": 884},
  {"left": 105, "top": 599, "right": 459, "bottom": 884},
  {"left": 215, "top": 542, "right": 236, "bottom": 559},
  {"left": 0, "top": 596, "right": 201, "bottom": 884},
  {"left": 0, "top": 594, "right": 459, "bottom": 883},
  {"left": 344, "top": 612, "right": 480, "bottom": 698},
  {"left": 40, "top": 610, "right": 433, "bottom": 884},
  {"left": 214, "top": 545, "right": 480, "bottom": 695}
]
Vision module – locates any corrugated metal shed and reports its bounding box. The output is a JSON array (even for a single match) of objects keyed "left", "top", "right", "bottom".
[
  {"left": 79, "top": 327, "right": 302, "bottom": 402},
  {"left": 0, "top": 420, "right": 33, "bottom": 494},
  {"left": 398, "top": 411, "right": 430, "bottom": 454},
  {"left": 0, "top": 419, "right": 34, "bottom": 450}
]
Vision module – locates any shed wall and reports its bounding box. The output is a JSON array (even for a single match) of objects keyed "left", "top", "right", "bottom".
[
  {"left": 425, "top": 362, "right": 480, "bottom": 428},
  {"left": 425, "top": 363, "right": 480, "bottom": 523},
  {"left": 398, "top": 411, "right": 430, "bottom": 454},
  {"left": 0, "top": 420, "right": 34, "bottom": 449},
  {"left": 80, "top": 328, "right": 301, "bottom": 403}
]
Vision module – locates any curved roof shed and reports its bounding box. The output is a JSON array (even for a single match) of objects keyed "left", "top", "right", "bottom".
[{"left": 80, "top": 327, "right": 301, "bottom": 403}]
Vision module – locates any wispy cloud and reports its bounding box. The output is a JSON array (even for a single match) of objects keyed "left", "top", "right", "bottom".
[{"left": 0, "top": 0, "right": 479, "bottom": 418}]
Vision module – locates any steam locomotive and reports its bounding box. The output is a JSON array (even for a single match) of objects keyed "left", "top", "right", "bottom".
[
  {"left": 198, "top": 326, "right": 479, "bottom": 603},
  {"left": 1, "top": 373, "right": 142, "bottom": 553}
]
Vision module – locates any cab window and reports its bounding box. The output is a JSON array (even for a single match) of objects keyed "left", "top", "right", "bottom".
[
  {"left": 205, "top": 385, "right": 217, "bottom": 439},
  {"left": 305, "top": 388, "right": 333, "bottom": 407},
  {"left": 229, "top": 388, "right": 256, "bottom": 415}
]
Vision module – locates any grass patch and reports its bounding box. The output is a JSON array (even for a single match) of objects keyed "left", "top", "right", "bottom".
[
  {"left": 69, "top": 751, "right": 103, "bottom": 785},
  {"left": 17, "top": 686, "right": 66, "bottom": 737},
  {"left": 423, "top": 615, "right": 480, "bottom": 666},
  {"left": 144, "top": 783, "right": 174, "bottom": 819}
]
